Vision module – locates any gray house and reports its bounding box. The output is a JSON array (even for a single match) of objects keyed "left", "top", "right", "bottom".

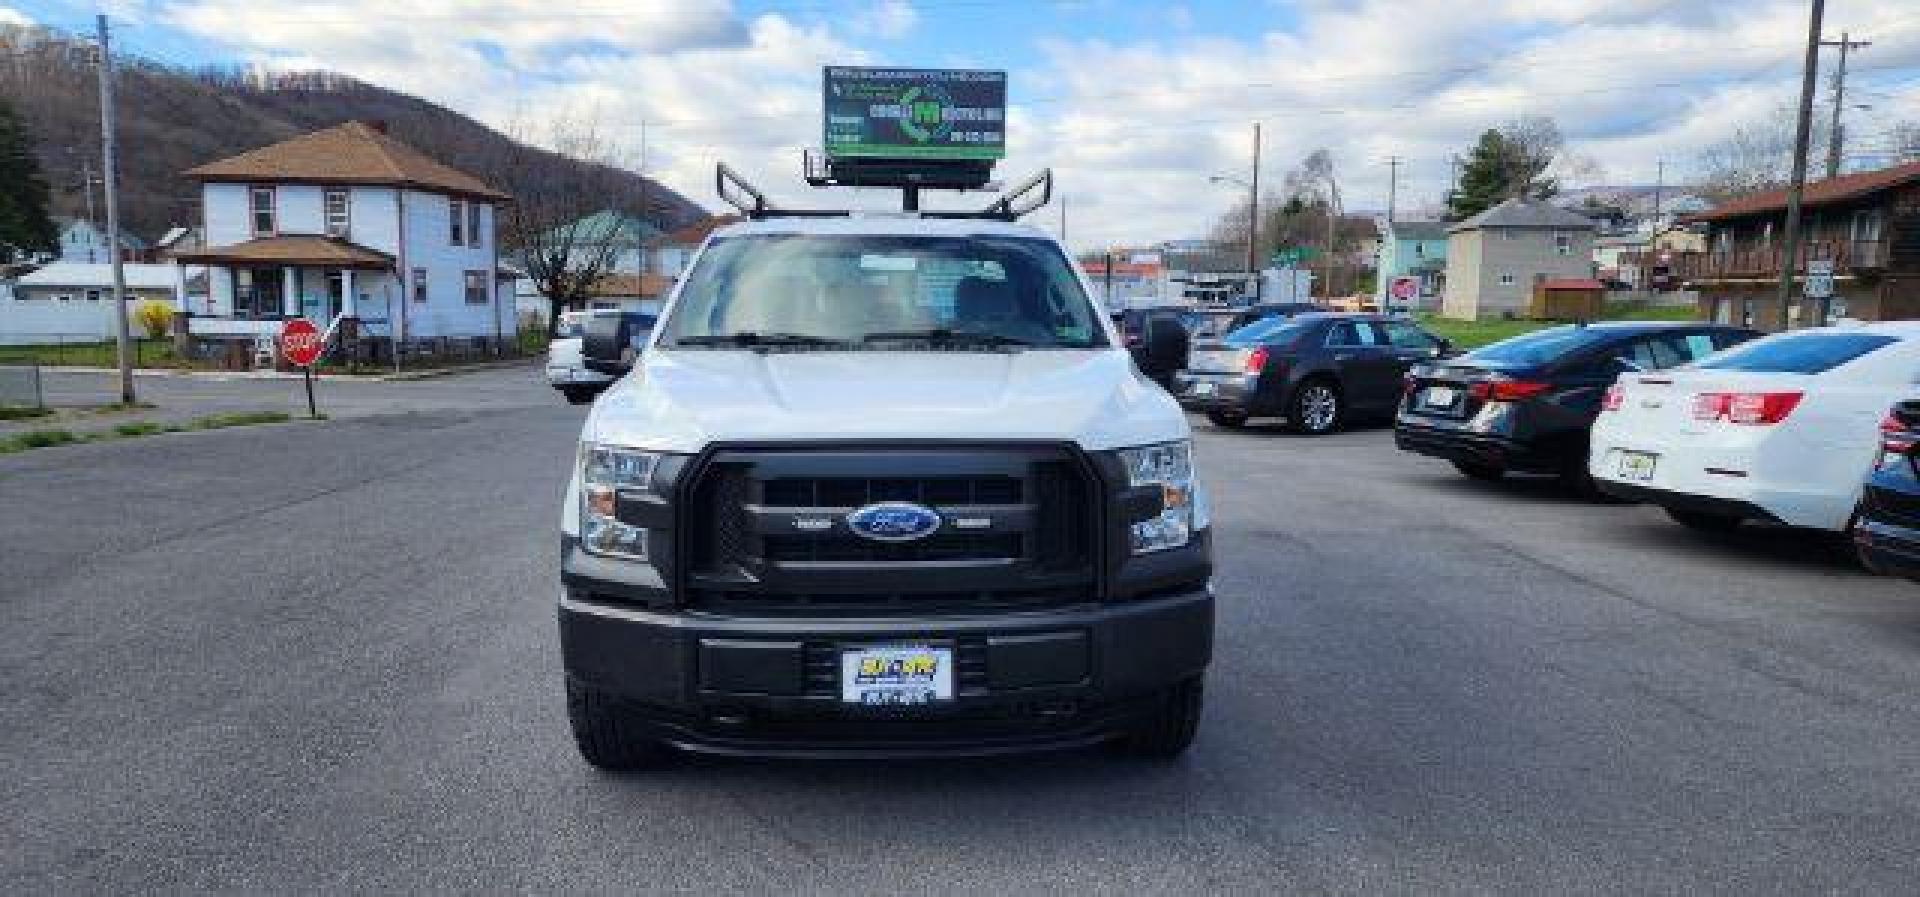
[{"left": 1441, "top": 199, "right": 1598, "bottom": 320}]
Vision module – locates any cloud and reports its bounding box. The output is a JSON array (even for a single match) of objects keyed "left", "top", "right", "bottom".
[
  {"left": 134, "top": 0, "right": 1920, "bottom": 251},
  {"left": 0, "top": 5, "right": 33, "bottom": 27},
  {"left": 851, "top": 0, "right": 918, "bottom": 40}
]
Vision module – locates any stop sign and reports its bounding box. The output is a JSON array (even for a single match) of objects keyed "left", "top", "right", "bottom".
[
  {"left": 279, "top": 318, "right": 324, "bottom": 367},
  {"left": 1390, "top": 276, "right": 1419, "bottom": 301}
]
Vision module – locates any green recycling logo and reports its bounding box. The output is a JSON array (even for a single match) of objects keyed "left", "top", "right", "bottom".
[{"left": 896, "top": 84, "right": 955, "bottom": 143}]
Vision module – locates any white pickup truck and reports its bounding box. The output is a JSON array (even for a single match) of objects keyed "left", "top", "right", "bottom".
[{"left": 546, "top": 309, "right": 654, "bottom": 405}]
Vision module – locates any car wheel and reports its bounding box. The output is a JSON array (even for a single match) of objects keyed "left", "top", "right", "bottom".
[
  {"left": 1286, "top": 379, "right": 1343, "bottom": 435},
  {"left": 561, "top": 387, "right": 596, "bottom": 406},
  {"left": 1848, "top": 505, "right": 1884, "bottom": 574},
  {"left": 1452, "top": 461, "right": 1504, "bottom": 481},
  {"left": 1117, "top": 677, "right": 1204, "bottom": 760},
  {"left": 565, "top": 679, "right": 671, "bottom": 771},
  {"left": 1206, "top": 410, "right": 1249, "bottom": 429},
  {"left": 1666, "top": 508, "right": 1744, "bottom": 533}
]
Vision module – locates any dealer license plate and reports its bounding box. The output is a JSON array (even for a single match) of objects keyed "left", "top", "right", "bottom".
[
  {"left": 1424, "top": 386, "right": 1458, "bottom": 408},
  {"left": 841, "top": 645, "right": 954, "bottom": 706},
  {"left": 1617, "top": 450, "right": 1658, "bottom": 482}
]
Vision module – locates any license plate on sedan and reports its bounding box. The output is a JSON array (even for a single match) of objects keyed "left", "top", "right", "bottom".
[
  {"left": 1190, "top": 381, "right": 1217, "bottom": 397},
  {"left": 1424, "top": 386, "right": 1458, "bottom": 408},
  {"left": 1617, "top": 450, "right": 1658, "bottom": 482},
  {"left": 841, "top": 645, "right": 953, "bottom": 706}
]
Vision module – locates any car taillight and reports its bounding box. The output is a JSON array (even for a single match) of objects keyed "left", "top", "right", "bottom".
[
  {"left": 1244, "top": 347, "right": 1269, "bottom": 375},
  {"left": 1468, "top": 379, "right": 1551, "bottom": 402},
  {"left": 1692, "top": 392, "right": 1803, "bottom": 425},
  {"left": 1878, "top": 413, "right": 1917, "bottom": 467},
  {"left": 1601, "top": 384, "right": 1624, "bottom": 413}
]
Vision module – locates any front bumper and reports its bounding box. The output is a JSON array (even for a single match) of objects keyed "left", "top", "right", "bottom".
[
  {"left": 558, "top": 588, "right": 1214, "bottom": 758},
  {"left": 547, "top": 365, "right": 613, "bottom": 387},
  {"left": 1855, "top": 508, "right": 1920, "bottom": 581}
]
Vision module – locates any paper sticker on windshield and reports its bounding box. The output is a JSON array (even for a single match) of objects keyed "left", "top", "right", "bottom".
[{"left": 860, "top": 254, "right": 919, "bottom": 271}]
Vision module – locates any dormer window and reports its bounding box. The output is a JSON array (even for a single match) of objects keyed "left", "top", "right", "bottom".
[
  {"left": 323, "top": 188, "right": 351, "bottom": 238},
  {"left": 250, "top": 186, "right": 276, "bottom": 236}
]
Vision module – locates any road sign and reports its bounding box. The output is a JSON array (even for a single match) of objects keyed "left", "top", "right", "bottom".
[
  {"left": 279, "top": 318, "right": 323, "bottom": 367},
  {"left": 1270, "top": 247, "right": 1314, "bottom": 267},
  {"left": 278, "top": 318, "right": 324, "bottom": 419},
  {"left": 1804, "top": 259, "right": 1835, "bottom": 299},
  {"left": 1389, "top": 276, "right": 1420, "bottom": 302}
]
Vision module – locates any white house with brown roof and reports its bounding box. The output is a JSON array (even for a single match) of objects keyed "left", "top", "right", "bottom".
[{"left": 173, "top": 121, "right": 513, "bottom": 346}]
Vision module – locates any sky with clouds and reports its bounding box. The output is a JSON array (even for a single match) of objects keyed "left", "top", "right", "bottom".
[{"left": 6, "top": 0, "right": 1920, "bottom": 251}]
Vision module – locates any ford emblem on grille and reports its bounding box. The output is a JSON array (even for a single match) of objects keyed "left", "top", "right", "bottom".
[{"left": 845, "top": 502, "right": 943, "bottom": 542}]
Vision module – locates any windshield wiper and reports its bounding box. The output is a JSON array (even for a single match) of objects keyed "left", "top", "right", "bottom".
[
  {"left": 673, "top": 332, "right": 853, "bottom": 350},
  {"left": 861, "top": 328, "right": 1034, "bottom": 349}
]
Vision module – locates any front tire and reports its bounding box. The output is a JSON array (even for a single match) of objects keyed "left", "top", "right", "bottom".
[
  {"left": 1286, "top": 380, "right": 1343, "bottom": 435},
  {"left": 1666, "top": 508, "right": 1744, "bottom": 533},
  {"left": 566, "top": 679, "right": 670, "bottom": 771},
  {"left": 1118, "top": 677, "right": 1204, "bottom": 759}
]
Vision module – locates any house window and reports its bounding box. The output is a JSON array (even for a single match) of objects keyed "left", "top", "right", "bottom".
[
  {"left": 250, "top": 186, "right": 276, "bottom": 236},
  {"left": 1501, "top": 230, "right": 1518, "bottom": 241},
  {"left": 1758, "top": 221, "right": 1774, "bottom": 247},
  {"left": 1852, "top": 209, "right": 1883, "bottom": 243},
  {"left": 323, "top": 188, "right": 351, "bottom": 238},
  {"left": 467, "top": 202, "right": 482, "bottom": 248},
  {"left": 412, "top": 268, "right": 429, "bottom": 303},
  {"left": 449, "top": 199, "right": 466, "bottom": 246},
  {"left": 1498, "top": 273, "right": 1516, "bottom": 286},
  {"left": 1554, "top": 233, "right": 1572, "bottom": 256},
  {"left": 86, "top": 289, "right": 101, "bottom": 301},
  {"left": 1414, "top": 242, "right": 1425, "bottom": 258},
  {"left": 464, "top": 270, "right": 487, "bottom": 305}
]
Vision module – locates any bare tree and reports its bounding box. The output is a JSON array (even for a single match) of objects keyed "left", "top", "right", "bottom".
[
  {"left": 1695, "top": 102, "right": 1833, "bottom": 202},
  {"left": 1496, "top": 116, "right": 1564, "bottom": 199},
  {"left": 490, "top": 113, "right": 636, "bottom": 334}
]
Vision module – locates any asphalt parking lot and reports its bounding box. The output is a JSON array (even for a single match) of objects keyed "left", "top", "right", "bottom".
[{"left": 6, "top": 368, "right": 1920, "bottom": 892}]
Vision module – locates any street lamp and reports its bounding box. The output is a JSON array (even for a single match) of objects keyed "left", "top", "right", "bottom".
[{"left": 1209, "top": 173, "right": 1259, "bottom": 303}]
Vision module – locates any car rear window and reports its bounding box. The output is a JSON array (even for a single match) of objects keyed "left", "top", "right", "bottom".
[
  {"left": 1466, "top": 325, "right": 1615, "bottom": 367},
  {"left": 1693, "top": 332, "right": 1898, "bottom": 374},
  {"left": 1224, "top": 317, "right": 1314, "bottom": 346}
]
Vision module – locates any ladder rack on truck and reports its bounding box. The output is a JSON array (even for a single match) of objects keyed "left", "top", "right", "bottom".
[{"left": 716, "top": 161, "right": 1051, "bottom": 222}]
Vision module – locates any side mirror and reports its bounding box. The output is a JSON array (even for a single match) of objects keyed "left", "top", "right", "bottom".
[
  {"left": 582, "top": 315, "right": 635, "bottom": 376},
  {"left": 1143, "top": 316, "right": 1188, "bottom": 372}
]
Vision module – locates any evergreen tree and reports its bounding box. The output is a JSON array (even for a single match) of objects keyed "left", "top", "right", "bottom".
[
  {"left": 1446, "top": 119, "right": 1563, "bottom": 221},
  {"left": 0, "top": 98, "right": 58, "bottom": 264}
]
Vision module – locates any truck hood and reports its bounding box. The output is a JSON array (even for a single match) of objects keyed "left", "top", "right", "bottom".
[{"left": 584, "top": 348, "right": 1187, "bottom": 452}]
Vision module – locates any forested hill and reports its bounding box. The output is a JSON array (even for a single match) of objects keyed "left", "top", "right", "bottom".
[{"left": 0, "top": 24, "right": 705, "bottom": 240}]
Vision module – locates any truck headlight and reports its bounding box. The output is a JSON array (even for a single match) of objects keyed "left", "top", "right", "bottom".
[
  {"left": 579, "top": 444, "right": 663, "bottom": 560},
  {"left": 1119, "top": 440, "right": 1195, "bottom": 554}
]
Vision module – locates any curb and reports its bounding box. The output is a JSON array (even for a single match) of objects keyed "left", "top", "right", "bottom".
[{"left": 37, "top": 359, "right": 539, "bottom": 382}]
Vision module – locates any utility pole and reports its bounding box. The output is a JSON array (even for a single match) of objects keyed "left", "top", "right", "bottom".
[
  {"left": 96, "top": 14, "right": 133, "bottom": 404},
  {"left": 1774, "top": 0, "right": 1825, "bottom": 332},
  {"left": 1247, "top": 122, "right": 1262, "bottom": 301},
  {"left": 1821, "top": 32, "right": 1871, "bottom": 179},
  {"left": 1323, "top": 174, "right": 1342, "bottom": 300},
  {"left": 636, "top": 118, "right": 649, "bottom": 275},
  {"left": 1385, "top": 155, "right": 1401, "bottom": 224},
  {"left": 1643, "top": 158, "right": 1664, "bottom": 291}
]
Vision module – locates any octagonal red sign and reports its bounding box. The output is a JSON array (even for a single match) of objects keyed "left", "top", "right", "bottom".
[{"left": 279, "top": 318, "right": 324, "bottom": 367}]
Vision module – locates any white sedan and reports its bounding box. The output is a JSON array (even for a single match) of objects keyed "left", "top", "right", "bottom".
[{"left": 1590, "top": 321, "right": 1920, "bottom": 533}]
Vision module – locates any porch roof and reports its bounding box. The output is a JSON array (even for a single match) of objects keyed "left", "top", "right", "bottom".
[{"left": 173, "top": 235, "right": 396, "bottom": 270}]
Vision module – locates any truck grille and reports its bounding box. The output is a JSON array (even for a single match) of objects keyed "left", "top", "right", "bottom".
[{"left": 678, "top": 445, "right": 1100, "bottom": 613}]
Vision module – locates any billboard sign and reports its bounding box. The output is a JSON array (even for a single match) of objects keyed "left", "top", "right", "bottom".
[{"left": 824, "top": 67, "right": 1007, "bottom": 161}]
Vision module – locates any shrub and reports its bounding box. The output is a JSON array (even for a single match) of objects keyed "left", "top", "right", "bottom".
[
  {"left": 10, "top": 429, "right": 78, "bottom": 449},
  {"left": 0, "top": 405, "right": 51, "bottom": 421},
  {"left": 113, "top": 421, "right": 165, "bottom": 437},
  {"left": 134, "top": 300, "right": 175, "bottom": 340}
]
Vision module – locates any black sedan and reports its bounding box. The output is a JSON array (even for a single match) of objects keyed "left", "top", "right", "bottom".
[
  {"left": 1174, "top": 313, "right": 1451, "bottom": 434},
  {"left": 1853, "top": 399, "right": 1920, "bottom": 580},
  {"left": 1396, "top": 322, "right": 1758, "bottom": 493}
]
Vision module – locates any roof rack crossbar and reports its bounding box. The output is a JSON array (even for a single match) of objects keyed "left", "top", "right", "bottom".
[
  {"left": 980, "top": 168, "right": 1052, "bottom": 220},
  {"left": 717, "top": 162, "right": 856, "bottom": 220}
]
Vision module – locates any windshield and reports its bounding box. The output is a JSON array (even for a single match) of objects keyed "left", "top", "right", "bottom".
[
  {"left": 1693, "top": 332, "right": 1898, "bottom": 374},
  {"left": 1467, "top": 325, "right": 1616, "bottom": 367},
  {"left": 659, "top": 234, "right": 1107, "bottom": 349}
]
